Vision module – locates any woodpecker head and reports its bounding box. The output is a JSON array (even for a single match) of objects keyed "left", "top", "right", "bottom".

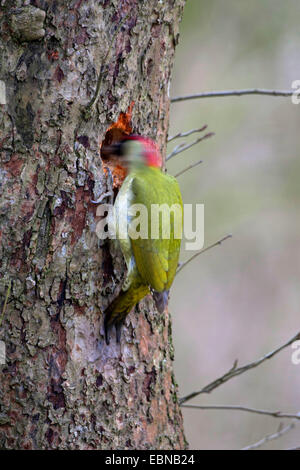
[{"left": 104, "top": 135, "right": 162, "bottom": 169}]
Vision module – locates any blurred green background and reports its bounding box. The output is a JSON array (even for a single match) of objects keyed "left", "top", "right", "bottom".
[{"left": 168, "top": 0, "right": 300, "bottom": 450}]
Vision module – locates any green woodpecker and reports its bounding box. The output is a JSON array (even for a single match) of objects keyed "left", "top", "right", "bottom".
[{"left": 104, "top": 135, "right": 183, "bottom": 344}]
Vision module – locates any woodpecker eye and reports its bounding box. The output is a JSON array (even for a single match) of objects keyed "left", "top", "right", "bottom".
[{"left": 120, "top": 140, "right": 145, "bottom": 163}]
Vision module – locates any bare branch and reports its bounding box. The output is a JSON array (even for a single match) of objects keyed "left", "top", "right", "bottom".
[
  {"left": 241, "top": 423, "right": 295, "bottom": 451},
  {"left": 171, "top": 88, "right": 294, "bottom": 104},
  {"left": 166, "top": 132, "right": 214, "bottom": 161},
  {"left": 174, "top": 159, "right": 203, "bottom": 178},
  {"left": 176, "top": 234, "right": 232, "bottom": 276},
  {"left": 167, "top": 141, "right": 186, "bottom": 159},
  {"left": 168, "top": 125, "right": 207, "bottom": 142},
  {"left": 179, "top": 331, "right": 300, "bottom": 405},
  {"left": 181, "top": 404, "right": 300, "bottom": 421}
]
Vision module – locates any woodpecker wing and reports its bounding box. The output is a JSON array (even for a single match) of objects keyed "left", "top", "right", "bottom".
[{"left": 129, "top": 167, "right": 183, "bottom": 292}]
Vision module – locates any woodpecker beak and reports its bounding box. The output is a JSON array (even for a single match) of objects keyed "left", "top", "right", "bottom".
[{"left": 101, "top": 142, "right": 122, "bottom": 157}]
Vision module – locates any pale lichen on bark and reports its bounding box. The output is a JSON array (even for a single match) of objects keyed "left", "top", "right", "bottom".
[
  {"left": 8, "top": 5, "right": 46, "bottom": 42},
  {"left": 0, "top": 0, "right": 187, "bottom": 449}
]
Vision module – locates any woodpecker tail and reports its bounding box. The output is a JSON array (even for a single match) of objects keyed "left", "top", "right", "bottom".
[
  {"left": 152, "top": 290, "right": 169, "bottom": 314},
  {"left": 104, "top": 283, "right": 149, "bottom": 344}
]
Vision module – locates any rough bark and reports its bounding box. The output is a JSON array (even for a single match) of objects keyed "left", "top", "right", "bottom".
[{"left": 0, "top": 0, "right": 187, "bottom": 450}]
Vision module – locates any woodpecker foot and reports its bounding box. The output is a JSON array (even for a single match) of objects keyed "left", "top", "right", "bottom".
[
  {"left": 92, "top": 167, "right": 114, "bottom": 205},
  {"left": 91, "top": 191, "right": 114, "bottom": 205},
  {"left": 152, "top": 289, "right": 169, "bottom": 314}
]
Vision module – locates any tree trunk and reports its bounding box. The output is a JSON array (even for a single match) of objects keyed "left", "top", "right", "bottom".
[{"left": 0, "top": 0, "right": 187, "bottom": 450}]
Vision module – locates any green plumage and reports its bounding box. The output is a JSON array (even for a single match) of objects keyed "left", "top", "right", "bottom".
[
  {"left": 104, "top": 141, "right": 183, "bottom": 344},
  {"left": 130, "top": 167, "right": 182, "bottom": 292}
]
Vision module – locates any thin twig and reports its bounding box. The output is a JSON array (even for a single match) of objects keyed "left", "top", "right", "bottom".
[
  {"left": 171, "top": 88, "right": 294, "bottom": 103},
  {"left": 167, "top": 141, "right": 186, "bottom": 159},
  {"left": 176, "top": 234, "right": 232, "bottom": 276},
  {"left": 168, "top": 126, "right": 207, "bottom": 142},
  {"left": 241, "top": 423, "right": 295, "bottom": 451},
  {"left": 166, "top": 132, "right": 214, "bottom": 161},
  {"left": 0, "top": 280, "right": 11, "bottom": 328},
  {"left": 181, "top": 404, "right": 300, "bottom": 421},
  {"left": 179, "top": 331, "right": 300, "bottom": 405},
  {"left": 175, "top": 159, "right": 203, "bottom": 178}
]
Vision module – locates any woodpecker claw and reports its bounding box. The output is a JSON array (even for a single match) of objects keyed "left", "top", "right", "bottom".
[
  {"left": 92, "top": 167, "right": 114, "bottom": 205},
  {"left": 91, "top": 191, "right": 114, "bottom": 204}
]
